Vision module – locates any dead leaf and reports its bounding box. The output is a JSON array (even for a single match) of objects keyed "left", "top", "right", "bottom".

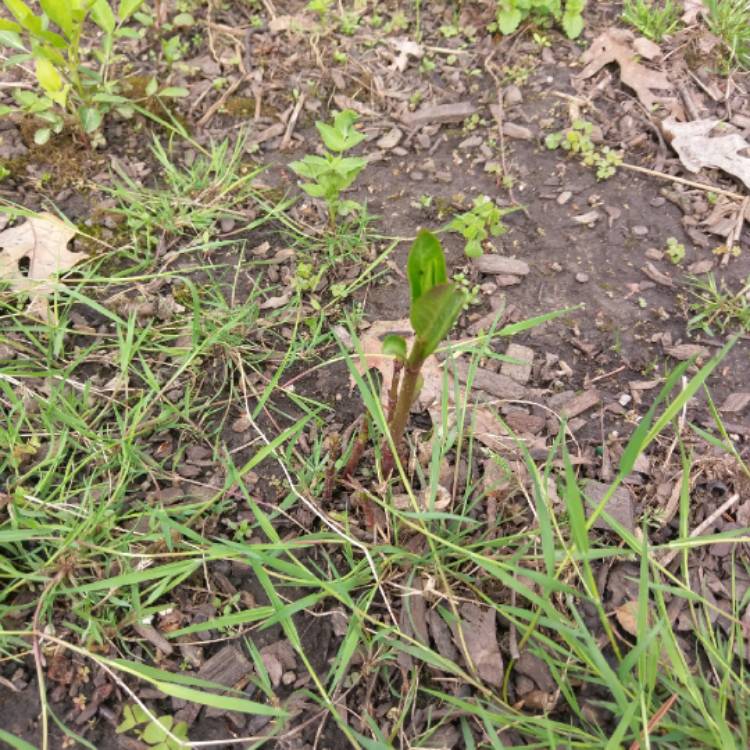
[
  {"left": 664, "top": 343, "right": 710, "bottom": 361},
  {"left": 389, "top": 37, "right": 423, "bottom": 72},
  {"left": 451, "top": 603, "right": 503, "bottom": 685},
  {"left": 720, "top": 392, "right": 750, "bottom": 413},
  {"left": 662, "top": 117, "right": 750, "bottom": 191},
  {"left": 0, "top": 212, "right": 83, "bottom": 317},
  {"left": 353, "top": 318, "right": 444, "bottom": 411},
  {"left": 577, "top": 28, "right": 678, "bottom": 114},
  {"left": 682, "top": 0, "right": 706, "bottom": 23},
  {"left": 268, "top": 14, "right": 316, "bottom": 33},
  {"left": 614, "top": 600, "right": 640, "bottom": 636}
]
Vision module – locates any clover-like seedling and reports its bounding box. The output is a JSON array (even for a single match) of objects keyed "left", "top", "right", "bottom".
[
  {"left": 289, "top": 109, "right": 367, "bottom": 228},
  {"left": 447, "top": 195, "right": 519, "bottom": 258},
  {"left": 381, "top": 230, "right": 467, "bottom": 474}
]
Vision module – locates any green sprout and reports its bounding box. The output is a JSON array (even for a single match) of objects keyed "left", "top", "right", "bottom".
[
  {"left": 381, "top": 231, "right": 467, "bottom": 474},
  {"left": 289, "top": 109, "right": 367, "bottom": 229},
  {"left": 447, "top": 195, "right": 519, "bottom": 258}
]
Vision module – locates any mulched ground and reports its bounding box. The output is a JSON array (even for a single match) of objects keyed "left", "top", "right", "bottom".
[{"left": 2, "top": 0, "right": 750, "bottom": 747}]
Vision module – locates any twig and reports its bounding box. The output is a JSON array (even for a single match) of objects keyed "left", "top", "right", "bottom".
[
  {"left": 628, "top": 694, "right": 679, "bottom": 750},
  {"left": 280, "top": 92, "right": 306, "bottom": 150},
  {"left": 196, "top": 74, "right": 250, "bottom": 129},
  {"left": 621, "top": 161, "right": 747, "bottom": 201},
  {"left": 659, "top": 493, "right": 740, "bottom": 568}
]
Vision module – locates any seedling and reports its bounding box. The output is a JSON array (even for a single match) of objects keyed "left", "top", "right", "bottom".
[
  {"left": 665, "top": 236, "right": 685, "bottom": 264},
  {"left": 381, "top": 231, "right": 467, "bottom": 474},
  {"left": 546, "top": 119, "right": 623, "bottom": 180},
  {"left": 289, "top": 110, "right": 367, "bottom": 228},
  {"left": 491, "top": 0, "right": 586, "bottom": 39},
  {"left": 622, "top": 0, "right": 682, "bottom": 42},
  {"left": 117, "top": 704, "right": 189, "bottom": 750},
  {"left": 447, "top": 195, "right": 519, "bottom": 258},
  {"left": 0, "top": 0, "right": 186, "bottom": 144}
]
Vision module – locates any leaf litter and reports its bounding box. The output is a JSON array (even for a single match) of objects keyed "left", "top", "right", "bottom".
[{"left": 0, "top": 212, "right": 84, "bottom": 318}]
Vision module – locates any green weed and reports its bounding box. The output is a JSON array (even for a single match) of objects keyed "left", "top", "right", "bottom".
[
  {"left": 0, "top": 0, "right": 186, "bottom": 144},
  {"left": 622, "top": 0, "right": 682, "bottom": 41},
  {"left": 447, "top": 195, "right": 519, "bottom": 257},
  {"left": 704, "top": 0, "right": 750, "bottom": 70},
  {"left": 289, "top": 109, "right": 367, "bottom": 229},
  {"left": 491, "top": 0, "right": 587, "bottom": 39}
]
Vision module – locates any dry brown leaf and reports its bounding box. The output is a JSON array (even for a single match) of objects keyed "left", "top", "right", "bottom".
[
  {"left": 614, "top": 600, "right": 640, "bottom": 636},
  {"left": 682, "top": 0, "right": 706, "bottom": 23},
  {"left": 662, "top": 117, "right": 750, "bottom": 191},
  {"left": 0, "top": 212, "right": 82, "bottom": 317},
  {"left": 450, "top": 603, "right": 503, "bottom": 685},
  {"left": 577, "top": 28, "right": 678, "bottom": 114},
  {"left": 353, "top": 318, "right": 444, "bottom": 411}
]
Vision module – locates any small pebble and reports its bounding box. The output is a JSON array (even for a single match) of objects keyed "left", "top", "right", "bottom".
[
  {"left": 644, "top": 248, "right": 663, "bottom": 260},
  {"left": 409, "top": 170, "right": 424, "bottom": 181},
  {"left": 650, "top": 197, "right": 666, "bottom": 207},
  {"left": 575, "top": 272, "right": 590, "bottom": 283},
  {"left": 557, "top": 190, "right": 572, "bottom": 205},
  {"left": 504, "top": 84, "right": 523, "bottom": 106},
  {"left": 220, "top": 218, "right": 235, "bottom": 233},
  {"left": 632, "top": 225, "right": 649, "bottom": 236}
]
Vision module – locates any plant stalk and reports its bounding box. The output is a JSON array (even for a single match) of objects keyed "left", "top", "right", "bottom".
[{"left": 382, "top": 339, "right": 425, "bottom": 475}]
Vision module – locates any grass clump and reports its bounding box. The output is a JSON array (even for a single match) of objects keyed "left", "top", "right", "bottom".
[
  {"left": 622, "top": 0, "right": 682, "bottom": 41},
  {"left": 704, "top": 0, "right": 750, "bottom": 69}
]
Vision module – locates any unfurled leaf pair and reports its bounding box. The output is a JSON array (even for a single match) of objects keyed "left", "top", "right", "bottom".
[
  {"left": 289, "top": 109, "right": 366, "bottom": 225},
  {"left": 379, "top": 231, "right": 467, "bottom": 474}
]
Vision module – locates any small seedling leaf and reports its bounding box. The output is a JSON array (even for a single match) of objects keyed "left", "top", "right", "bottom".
[
  {"left": 118, "top": 0, "right": 144, "bottom": 20},
  {"left": 90, "top": 0, "right": 115, "bottom": 33},
  {"left": 410, "top": 283, "right": 465, "bottom": 356},
  {"left": 141, "top": 715, "right": 173, "bottom": 744},
  {"left": 79, "top": 105, "right": 102, "bottom": 133},
  {"left": 382, "top": 334, "right": 406, "bottom": 361},
  {"left": 158, "top": 86, "right": 189, "bottom": 98},
  {"left": 407, "top": 230, "right": 447, "bottom": 303}
]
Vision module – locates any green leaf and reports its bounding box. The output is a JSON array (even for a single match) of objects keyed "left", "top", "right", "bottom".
[
  {"left": 79, "top": 105, "right": 103, "bottom": 133},
  {"left": 497, "top": 7, "right": 523, "bottom": 34},
  {"left": 157, "top": 86, "right": 189, "bottom": 97},
  {"left": 35, "top": 56, "right": 63, "bottom": 93},
  {"left": 90, "top": 0, "right": 116, "bottom": 33},
  {"left": 382, "top": 334, "right": 406, "bottom": 361},
  {"left": 0, "top": 729, "right": 39, "bottom": 750},
  {"left": 39, "top": 0, "right": 73, "bottom": 37},
  {"left": 0, "top": 27, "right": 25, "bottom": 50},
  {"left": 33, "top": 126, "right": 51, "bottom": 145},
  {"left": 116, "top": 704, "right": 142, "bottom": 733},
  {"left": 410, "top": 283, "right": 466, "bottom": 356},
  {"left": 118, "top": 0, "right": 143, "bottom": 20},
  {"left": 407, "top": 230, "right": 447, "bottom": 304},
  {"left": 142, "top": 715, "right": 173, "bottom": 744},
  {"left": 3, "top": 0, "right": 33, "bottom": 24},
  {"left": 316, "top": 121, "right": 347, "bottom": 152},
  {"left": 145, "top": 77, "right": 158, "bottom": 96},
  {"left": 561, "top": 11, "right": 583, "bottom": 39}
]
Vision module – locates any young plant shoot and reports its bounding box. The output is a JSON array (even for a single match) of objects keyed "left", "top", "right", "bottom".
[
  {"left": 382, "top": 230, "right": 467, "bottom": 475},
  {"left": 289, "top": 109, "right": 367, "bottom": 228}
]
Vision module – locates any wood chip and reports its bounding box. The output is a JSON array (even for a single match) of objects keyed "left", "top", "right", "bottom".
[
  {"left": 133, "top": 622, "right": 174, "bottom": 656},
  {"left": 720, "top": 392, "right": 750, "bottom": 413},
  {"left": 401, "top": 102, "right": 476, "bottom": 128},
  {"left": 583, "top": 480, "right": 635, "bottom": 533},
  {"left": 501, "top": 344, "right": 534, "bottom": 384},
  {"left": 560, "top": 390, "right": 600, "bottom": 418},
  {"left": 454, "top": 360, "right": 527, "bottom": 399},
  {"left": 664, "top": 343, "right": 710, "bottom": 361},
  {"left": 473, "top": 255, "right": 530, "bottom": 276}
]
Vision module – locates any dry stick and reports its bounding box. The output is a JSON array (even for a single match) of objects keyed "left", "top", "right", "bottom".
[
  {"left": 620, "top": 161, "right": 747, "bottom": 201},
  {"left": 628, "top": 694, "right": 679, "bottom": 750},
  {"left": 280, "top": 92, "right": 306, "bottom": 150},
  {"left": 234, "top": 357, "right": 398, "bottom": 628},
  {"left": 659, "top": 492, "right": 740, "bottom": 569},
  {"left": 196, "top": 73, "right": 250, "bottom": 129}
]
